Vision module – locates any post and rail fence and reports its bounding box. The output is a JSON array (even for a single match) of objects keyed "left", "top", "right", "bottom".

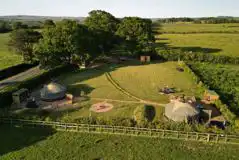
[{"left": 1, "top": 118, "right": 239, "bottom": 145}]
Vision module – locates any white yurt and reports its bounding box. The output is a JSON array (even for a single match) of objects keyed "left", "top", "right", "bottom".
[
  {"left": 40, "top": 82, "right": 66, "bottom": 101},
  {"left": 165, "top": 101, "right": 199, "bottom": 122}
]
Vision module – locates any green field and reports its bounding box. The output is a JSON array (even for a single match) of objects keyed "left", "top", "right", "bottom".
[
  {"left": 11, "top": 62, "right": 197, "bottom": 122},
  {"left": 161, "top": 23, "right": 239, "bottom": 33},
  {"left": 1, "top": 126, "right": 239, "bottom": 160},
  {"left": 157, "top": 33, "right": 239, "bottom": 57},
  {"left": 0, "top": 33, "right": 22, "bottom": 70}
]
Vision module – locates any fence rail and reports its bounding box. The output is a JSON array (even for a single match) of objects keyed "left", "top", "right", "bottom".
[{"left": 1, "top": 118, "right": 239, "bottom": 145}]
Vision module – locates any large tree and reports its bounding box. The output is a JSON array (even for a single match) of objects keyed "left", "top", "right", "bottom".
[
  {"left": 84, "top": 10, "right": 120, "bottom": 54},
  {"left": 116, "top": 17, "right": 155, "bottom": 56},
  {"left": 8, "top": 29, "right": 41, "bottom": 63},
  {"left": 34, "top": 20, "right": 78, "bottom": 67}
]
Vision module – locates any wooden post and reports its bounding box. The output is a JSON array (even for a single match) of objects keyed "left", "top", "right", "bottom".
[
  {"left": 225, "top": 135, "right": 228, "bottom": 143},
  {"left": 207, "top": 134, "right": 210, "bottom": 142},
  {"left": 162, "top": 130, "right": 165, "bottom": 138},
  {"left": 216, "top": 134, "right": 219, "bottom": 143}
]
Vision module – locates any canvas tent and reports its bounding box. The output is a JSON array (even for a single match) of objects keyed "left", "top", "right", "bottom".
[
  {"left": 40, "top": 82, "right": 66, "bottom": 101},
  {"left": 165, "top": 101, "right": 199, "bottom": 122}
]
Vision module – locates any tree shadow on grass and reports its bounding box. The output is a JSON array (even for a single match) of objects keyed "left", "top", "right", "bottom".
[{"left": 0, "top": 125, "right": 56, "bottom": 156}]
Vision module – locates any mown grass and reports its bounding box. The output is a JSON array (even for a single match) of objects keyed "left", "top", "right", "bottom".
[
  {"left": 1, "top": 126, "right": 239, "bottom": 160},
  {"left": 0, "top": 33, "right": 22, "bottom": 70},
  {"left": 161, "top": 23, "right": 239, "bottom": 33},
  {"left": 158, "top": 33, "right": 239, "bottom": 57},
  {"left": 110, "top": 61, "right": 199, "bottom": 103}
]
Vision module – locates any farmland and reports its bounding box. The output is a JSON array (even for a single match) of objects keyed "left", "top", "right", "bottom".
[
  {"left": 158, "top": 33, "right": 239, "bottom": 57},
  {"left": 161, "top": 23, "right": 239, "bottom": 33},
  {"left": 1, "top": 126, "right": 239, "bottom": 160},
  {"left": 0, "top": 33, "right": 22, "bottom": 70}
]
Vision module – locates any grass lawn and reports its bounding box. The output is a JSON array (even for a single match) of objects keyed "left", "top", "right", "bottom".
[
  {"left": 161, "top": 23, "right": 239, "bottom": 33},
  {"left": 0, "top": 33, "right": 22, "bottom": 70},
  {"left": 158, "top": 33, "right": 239, "bottom": 57},
  {"left": 1, "top": 126, "right": 239, "bottom": 160},
  {"left": 44, "top": 62, "right": 196, "bottom": 122},
  {"left": 110, "top": 61, "right": 199, "bottom": 103}
]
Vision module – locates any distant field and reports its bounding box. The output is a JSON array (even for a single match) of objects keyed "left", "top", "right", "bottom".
[
  {"left": 0, "top": 33, "right": 22, "bottom": 70},
  {"left": 1, "top": 126, "right": 239, "bottom": 160},
  {"left": 158, "top": 33, "right": 239, "bottom": 57},
  {"left": 161, "top": 23, "right": 239, "bottom": 33}
]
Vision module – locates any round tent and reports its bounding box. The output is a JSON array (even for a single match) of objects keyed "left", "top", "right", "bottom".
[
  {"left": 40, "top": 82, "right": 66, "bottom": 101},
  {"left": 165, "top": 101, "right": 199, "bottom": 122}
]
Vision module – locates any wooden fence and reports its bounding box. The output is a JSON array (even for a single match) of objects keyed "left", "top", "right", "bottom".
[{"left": 1, "top": 118, "right": 239, "bottom": 145}]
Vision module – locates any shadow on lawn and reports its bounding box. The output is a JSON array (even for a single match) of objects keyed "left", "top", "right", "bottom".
[
  {"left": 155, "top": 41, "right": 222, "bottom": 54},
  {"left": 0, "top": 125, "right": 56, "bottom": 156}
]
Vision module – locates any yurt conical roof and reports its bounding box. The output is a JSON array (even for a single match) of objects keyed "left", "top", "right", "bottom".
[
  {"left": 40, "top": 82, "right": 66, "bottom": 101},
  {"left": 165, "top": 101, "right": 199, "bottom": 122}
]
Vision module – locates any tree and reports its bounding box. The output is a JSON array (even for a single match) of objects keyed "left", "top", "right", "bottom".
[
  {"left": 43, "top": 19, "right": 55, "bottom": 28},
  {"left": 0, "top": 20, "right": 11, "bottom": 33},
  {"left": 12, "top": 21, "right": 28, "bottom": 30},
  {"left": 34, "top": 19, "right": 79, "bottom": 67},
  {"left": 8, "top": 29, "right": 42, "bottom": 63},
  {"left": 84, "top": 10, "right": 120, "bottom": 54},
  {"left": 116, "top": 17, "right": 155, "bottom": 56}
]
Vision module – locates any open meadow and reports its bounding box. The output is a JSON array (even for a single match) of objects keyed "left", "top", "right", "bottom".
[
  {"left": 161, "top": 23, "right": 239, "bottom": 33},
  {"left": 157, "top": 33, "right": 239, "bottom": 57},
  {"left": 1, "top": 125, "right": 239, "bottom": 160},
  {"left": 0, "top": 33, "right": 22, "bottom": 70},
  {"left": 51, "top": 61, "right": 198, "bottom": 121}
]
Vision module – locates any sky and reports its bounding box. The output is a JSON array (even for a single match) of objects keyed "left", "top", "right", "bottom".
[{"left": 0, "top": 0, "right": 238, "bottom": 18}]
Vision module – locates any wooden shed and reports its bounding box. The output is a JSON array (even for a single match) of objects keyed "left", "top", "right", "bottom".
[
  {"left": 140, "top": 56, "right": 151, "bottom": 63},
  {"left": 12, "top": 88, "right": 29, "bottom": 106},
  {"left": 204, "top": 90, "right": 219, "bottom": 103}
]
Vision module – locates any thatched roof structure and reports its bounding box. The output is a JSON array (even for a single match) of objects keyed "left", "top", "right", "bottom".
[
  {"left": 40, "top": 82, "right": 66, "bottom": 101},
  {"left": 165, "top": 101, "right": 199, "bottom": 122}
]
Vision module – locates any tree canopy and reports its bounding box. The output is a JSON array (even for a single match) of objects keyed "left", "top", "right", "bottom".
[
  {"left": 8, "top": 29, "right": 42, "bottom": 63},
  {"left": 116, "top": 17, "right": 155, "bottom": 56},
  {"left": 34, "top": 20, "right": 78, "bottom": 67},
  {"left": 84, "top": 10, "right": 120, "bottom": 54}
]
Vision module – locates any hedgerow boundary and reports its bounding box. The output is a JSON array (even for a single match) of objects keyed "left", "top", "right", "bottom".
[
  {"left": 179, "top": 62, "right": 236, "bottom": 123},
  {"left": 1, "top": 118, "right": 239, "bottom": 145}
]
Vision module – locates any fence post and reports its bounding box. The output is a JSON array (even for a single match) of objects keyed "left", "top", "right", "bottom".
[
  {"left": 10, "top": 119, "right": 12, "bottom": 127},
  {"left": 224, "top": 135, "right": 228, "bottom": 143},
  {"left": 162, "top": 130, "right": 165, "bottom": 138},
  {"left": 216, "top": 134, "right": 219, "bottom": 143},
  {"left": 207, "top": 134, "right": 210, "bottom": 142},
  {"left": 196, "top": 133, "right": 199, "bottom": 140}
]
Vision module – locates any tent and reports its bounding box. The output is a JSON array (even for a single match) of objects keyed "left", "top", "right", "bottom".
[
  {"left": 40, "top": 82, "right": 66, "bottom": 101},
  {"left": 165, "top": 101, "right": 199, "bottom": 122}
]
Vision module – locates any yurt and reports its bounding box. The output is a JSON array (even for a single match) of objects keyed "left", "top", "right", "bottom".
[
  {"left": 165, "top": 101, "right": 199, "bottom": 122},
  {"left": 40, "top": 82, "right": 66, "bottom": 101}
]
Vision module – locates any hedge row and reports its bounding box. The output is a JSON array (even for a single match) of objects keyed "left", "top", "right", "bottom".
[
  {"left": 179, "top": 62, "right": 236, "bottom": 123},
  {"left": 156, "top": 48, "right": 239, "bottom": 65},
  {"left": 159, "top": 31, "right": 239, "bottom": 34},
  {"left": 0, "top": 65, "right": 76, "bottom": 108},
  {"left": 0, "top": 63, "right": 38, "bottom": 81}
]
